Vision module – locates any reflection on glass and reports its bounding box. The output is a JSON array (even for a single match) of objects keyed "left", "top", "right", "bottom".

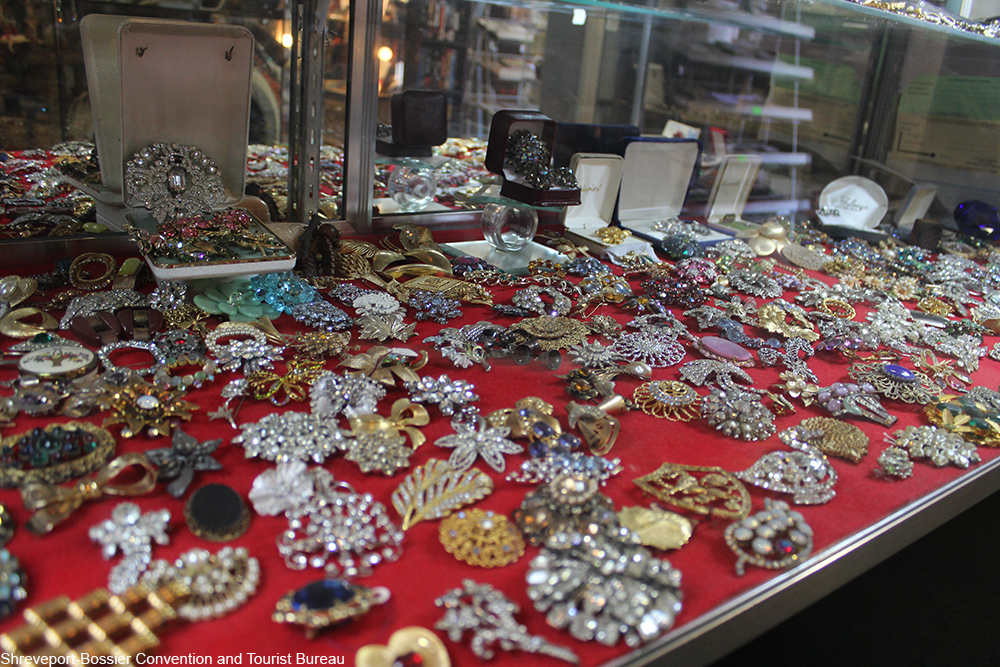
[
  {"left": 374, "top": 0, "right": 1000, "bottom": 224},
  {"left": 388, "top": 164, "right": 438, "bottom": 211}
]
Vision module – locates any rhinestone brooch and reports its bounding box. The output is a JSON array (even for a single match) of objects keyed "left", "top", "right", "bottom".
[
  {"left": 277, "top": 471, "right": 403, "bottom": 578},
  {"left": 233, "top": 411, "right": 348, "bottom": 464},
  {"left": 885, "top": 425, "right": 981, "bottom": 469},
  {"left": 89, "top": 502, "right": 171, "bottom": 594},
  {"left": 434, "top": 579, "right": 578, "bottom": 663},
  {"left": 736, "top": 427, "right": 838, "bottom": 504},
  {"left": 526, "top": 527, "right": 683, "bottom": 647},
  {"left": 724, "top": 499, "right": 813, "bottom": 576}
]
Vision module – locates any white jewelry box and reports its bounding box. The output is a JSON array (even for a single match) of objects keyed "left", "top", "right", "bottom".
[
  {"left": 560, "top": 153, "right": 625, "bottom": 253},
  {"left": 704, "top": 154, "right": 764, "bottom": 235},
  {"left": 79, "top": 15, "right": 295, "bottom": 280},
  {"left": 614, "top": 137, "right": 731, "bottom": 246}
]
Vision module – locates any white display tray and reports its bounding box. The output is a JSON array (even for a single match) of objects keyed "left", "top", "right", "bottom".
[
  {"left": 441, "top": 240, "right": 570, "bottom": 275},
  {"left": 130, "top": 213, "right": 296, "bottom": 281}
]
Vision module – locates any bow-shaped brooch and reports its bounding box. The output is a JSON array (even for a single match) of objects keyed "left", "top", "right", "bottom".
[
  {"left": 347, "top": 398, "right": 430, "bottom": 449},
  {"left": 21, "top": 452, "right": 158, "bottom": 534}
]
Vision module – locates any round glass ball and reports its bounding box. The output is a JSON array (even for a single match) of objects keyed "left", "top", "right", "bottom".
[
  {"left": 388, "top": 165, "right": 437, "bottom": 212},
  {"left": 481, "top": 203, "right": 538, "bottom": 252}
]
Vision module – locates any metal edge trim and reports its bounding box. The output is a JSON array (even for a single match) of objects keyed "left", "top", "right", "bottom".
[{"left": 601, "top": 455, "right": 1000, "bottom": 667}]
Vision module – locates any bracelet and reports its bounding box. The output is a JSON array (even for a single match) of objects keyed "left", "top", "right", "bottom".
[
  {"left": 205, "top": 323, "right": 267, "bottom": 357},
  {"left": 68, "top": 253, "right": 117, "bottom": 291},
  {"left": 97, "top": 340, "right": 168, "bottom": 376}
]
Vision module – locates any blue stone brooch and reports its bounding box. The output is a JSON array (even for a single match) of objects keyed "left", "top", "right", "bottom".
[{"left": 273, "top": 579, "right": 390, "bottom": 638}]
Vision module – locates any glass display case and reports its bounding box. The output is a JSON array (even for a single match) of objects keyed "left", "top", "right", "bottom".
[
  {"left": 3, "top": 2, "right": 1000, "bottom": 666},
  {"left": 3, "top": 0, "right": 999, "bottom": 234}
]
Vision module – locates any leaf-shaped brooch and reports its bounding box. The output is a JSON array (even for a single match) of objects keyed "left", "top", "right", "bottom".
[
  {"left": 246, "top": 358, "right": 326, "bottom": 406},
  {"left": 391, "top": 459, "right": 494, "bottom": 530}
]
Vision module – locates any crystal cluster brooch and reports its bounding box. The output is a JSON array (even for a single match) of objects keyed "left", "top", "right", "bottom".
[
  {"left": 736, "top": 427, "right": 838, "bottom": 504},
  {"left": 885, "top": 425, "right": 980, "bottom": 469},
  {"left": 526, "top": 527, "right": 683, "bottom": 646},
  {"left": 233, "top": 411, "right": 347, "bottom": 463},
  {"left": 724, "top": 499, "right": 813, "bottom": 576},
  {"left": 89, "top": 502, "right": 171, "bottom": 594}
]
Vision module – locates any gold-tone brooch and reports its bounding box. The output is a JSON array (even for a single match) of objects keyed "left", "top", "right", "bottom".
[
  {"left": 617, "top": 505, "right": 694, "bottom": 551},
  {"left": 389, "top": 275, "right": 493, "bottom": 306},
  {"left": 634, "top": 463, "right": 751, "bottom": 520},
  {"left": 247, "top": 357, "right": 326, "bottom": 405},
  {"left": 0, "top": 422, "right": 116, "bottom": 488},
  {"left": 340, "top": 346, "right": 428, "bottom": 386},
  {"left": 797, "top": 416, "right": 869, "bottom": 463},
  {"left": 514, "top": 315, "right": 590, "bottom": 351},
  {"left": 21, "top": 452, "right": 158, "bottom": 534},
  {"left": 101, "top": 376, "right": 198, "bottom": 438},
  {"left": 439, "top": 509, "right": 524, "bottom": 568},
  {"left": 486, "top": 397, "right": 559, "bottom": 439}
]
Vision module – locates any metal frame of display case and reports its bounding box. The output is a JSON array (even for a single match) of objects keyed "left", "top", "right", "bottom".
[
  {"left": 606, "top": 456, "right": 1000, "bottom": 667},
  {"left": 3, "top": 2, "right": 1000, "bottom": 663}
]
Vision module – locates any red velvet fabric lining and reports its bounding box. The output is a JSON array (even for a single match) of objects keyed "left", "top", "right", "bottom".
[{"left": 0, "top": 227, "right": 994, "bottom": 667}]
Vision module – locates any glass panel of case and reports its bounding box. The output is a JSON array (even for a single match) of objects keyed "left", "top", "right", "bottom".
[{"left": 373, "top": 0, "right": 1000, "bottom": 229}]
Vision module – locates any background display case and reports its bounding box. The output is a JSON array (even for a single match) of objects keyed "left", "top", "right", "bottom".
[
  {"left": 3, "top": 1, "right": 1000, "bottom": 666},
  {"left": 367, "top": 0, "right": 1000, "bottom": 232},
  {"left": 3, "top": 0, "right": 1000, "bottom": 232}
]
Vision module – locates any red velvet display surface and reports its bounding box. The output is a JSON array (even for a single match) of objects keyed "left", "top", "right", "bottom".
[{"left": 0, "top": 228, "right": 996, "bottom": 667}]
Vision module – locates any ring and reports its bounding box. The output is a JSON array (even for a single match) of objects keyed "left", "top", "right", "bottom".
[
  {"left": 0, "top": 308, "right": 59, "bottom": 339},
  {"left": 68, "top": 253, "right": 117, "bottom": 291}
]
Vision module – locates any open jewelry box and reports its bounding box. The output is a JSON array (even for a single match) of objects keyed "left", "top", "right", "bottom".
[
  {"left": 78, "top": 15, "right": 295, "bottom": 281},
  {"left": 615, "top": 137, "right": 732, "bottom": 246},
  {"left": 560, "top": 153, "right": 638, "bottom": 254},
  {"left": 484, "top": 110, "right": 582, "bottom": 207},
  {"left": 703, "top": 154, "right": 764, "bottom": 236}
]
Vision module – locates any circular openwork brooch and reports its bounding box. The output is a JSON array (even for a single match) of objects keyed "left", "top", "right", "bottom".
[{"left": 632, "top": 380, "right": 701, "bottom": 420}]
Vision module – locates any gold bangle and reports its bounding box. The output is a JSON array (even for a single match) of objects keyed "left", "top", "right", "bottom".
[
  {"left": 69, "top": 252, "right": 117, "bottom": 290},
  {"left": 0, "top": 308, "right": 58, "bottom": 339}
]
